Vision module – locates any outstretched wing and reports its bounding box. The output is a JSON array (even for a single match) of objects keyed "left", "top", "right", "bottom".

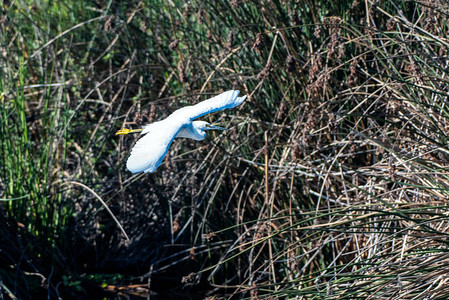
[
  {"left": 126, "top": 117, "right": 187, "bottom": 173},
  {"left": 172, "top": 90, "right": 246, "bottom": 122},
  {"left": 126, "top": 90, "right": 246, "bottom": 173}
]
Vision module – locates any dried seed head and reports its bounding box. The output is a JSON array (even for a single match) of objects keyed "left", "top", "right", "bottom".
[
  {"left": 257, "top": 63, "right": 273, "bottom": 80},
  {"left": 169, "top": 39, "right": 179, "bottom": 51},
  {"left": 347, "top": 58, "right": 358, "bottom": 86},
  {"left": 306, "top": 71, "right": 329, "bottom": 96},
  {"left": 252, "top": 32, "right": 267, "bottom": 54},
  {"left": 308, "top": 53, "right": 322, "bottom": 80},
  {"left": 386, "top": 18, "right": 396, "bottom": 31},
  {"left": 227, "top": 30, "right": 234, "bottom": 50},
  {"left": 202, "top": 232, "right": 216, "bottom": 242},
  {"left": 140, "top": 21, "right": 147, "bottom": 33},
  {"left": 172, "top": 217, "right": 179, "bottom": 233},
  {"left": 104, "top": 15, "right": 114, "bottom": 32},
  {"left": 149, "top": 103, "right": 156, "bottom": 123},
  {"left": 250, "top": 282, "right": 259, "bottom": 300},
  {"left": 305, "top": 112, "right": 317, "bottom": 131},
  {"left": 408, "top": 58, "right": 422, "bottom": 79},
  {"left": 182, "top": 272, "right": 195, "bottom": 284},
  {"left": 286, "top": 55, "right": 297, "bottom": 73},
  {"left": 134, "top": 110, "right": 143, "bottom": 127},
  {"left": 324, "top": 16, "right": 342, "bottom": 31},
  {"left": 422, "top": 3, "right": 438, "bottom": 34},
  {"left": 388, "top": 156, "right": 396, "bottom": 181},
  {"left": 324, "top": 17, "right": 342, "bottom": 59},
  {"left": 359, "top": 17, "right": 366, "bottom": 27},
  {"left": 277, "top": 100, "right": 289, "bottom": 121},
  {"left": 178, "top": 61, "right": 187, "bottom": 83},
  {"left": 255, "top": 223, "right": 268, "bottom": 240},
  {"left": 301, "top": 112, "right": 317, "bottom": 145},
  {"left": 231, "top": 0, "right": 240, "bottom": 9},
  {"left": 349, "top": 143, "right": 357, "bottom": 159},
  {"left": 326, "top": 34, "right": 338, "bottom": 58},
  {"left": 165, "top": 149, "right": 172, "bottom": 170},
  {"left": 337, "top": 44, "right": 345, "bottom": 60},
  {"left": 190, "top": 247, "right": 196, "bottom": 260},
  {"left": 328, "top": 113, "right": 337, "bottom": 134},
  {"left": 292, "top": 141, "right": 301, "bottom": 161},
  {"left": 314, "top": 25, "right": 321, "bottom": 38}
]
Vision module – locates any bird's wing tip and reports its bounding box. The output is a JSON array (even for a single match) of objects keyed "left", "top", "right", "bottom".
[
  {"left": 144, "top": 167, "right": 156, "bottom": 173},
  {"left": 236, "top": 95, "right": 247, "bottom": 105},
  {"left": 127, "top": 165, "right": 156, "bottom": 174}
]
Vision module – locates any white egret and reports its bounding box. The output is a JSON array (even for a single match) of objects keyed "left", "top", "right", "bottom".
[{"left": 116, "top": 90, "right": 246, "bottom": 173}]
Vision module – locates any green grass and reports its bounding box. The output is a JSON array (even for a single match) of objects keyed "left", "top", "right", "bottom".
[{"left": 2, "top": 0, "right": 449, "bottom": 298}]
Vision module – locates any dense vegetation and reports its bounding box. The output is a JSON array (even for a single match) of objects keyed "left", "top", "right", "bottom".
[{"left": 2, "top": 0, "right": 449, "bottom": 298}]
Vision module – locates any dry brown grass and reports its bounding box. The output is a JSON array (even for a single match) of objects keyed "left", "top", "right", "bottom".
[{"left": 2, "top": 0, "right": 449, "bottom": 298}]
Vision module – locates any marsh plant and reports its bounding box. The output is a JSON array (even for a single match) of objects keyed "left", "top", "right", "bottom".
[{"left": 1, "top": 0, "right": 449, "bottom": 298}]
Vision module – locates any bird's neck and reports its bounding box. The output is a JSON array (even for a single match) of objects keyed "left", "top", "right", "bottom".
[{"left": 176, "top": 125, "right": 206, "bottom": 140}]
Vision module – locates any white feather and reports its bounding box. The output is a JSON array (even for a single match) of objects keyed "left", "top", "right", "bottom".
[{"left": 126, "top": 90, "right": 246, "bottom": 173}]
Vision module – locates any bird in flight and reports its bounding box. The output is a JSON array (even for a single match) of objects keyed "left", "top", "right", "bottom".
[{"left": 116, "top": 90, "right": 246, "bottom": 173}]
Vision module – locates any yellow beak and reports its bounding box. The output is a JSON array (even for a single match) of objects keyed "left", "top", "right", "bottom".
[{"left": 116, "top": 128, "right": 143, "bottom": 135}]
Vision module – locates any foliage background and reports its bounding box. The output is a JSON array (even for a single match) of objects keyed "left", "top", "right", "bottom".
[{"left": 2, "top": 0, "right": 449, "bottom": 298}]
